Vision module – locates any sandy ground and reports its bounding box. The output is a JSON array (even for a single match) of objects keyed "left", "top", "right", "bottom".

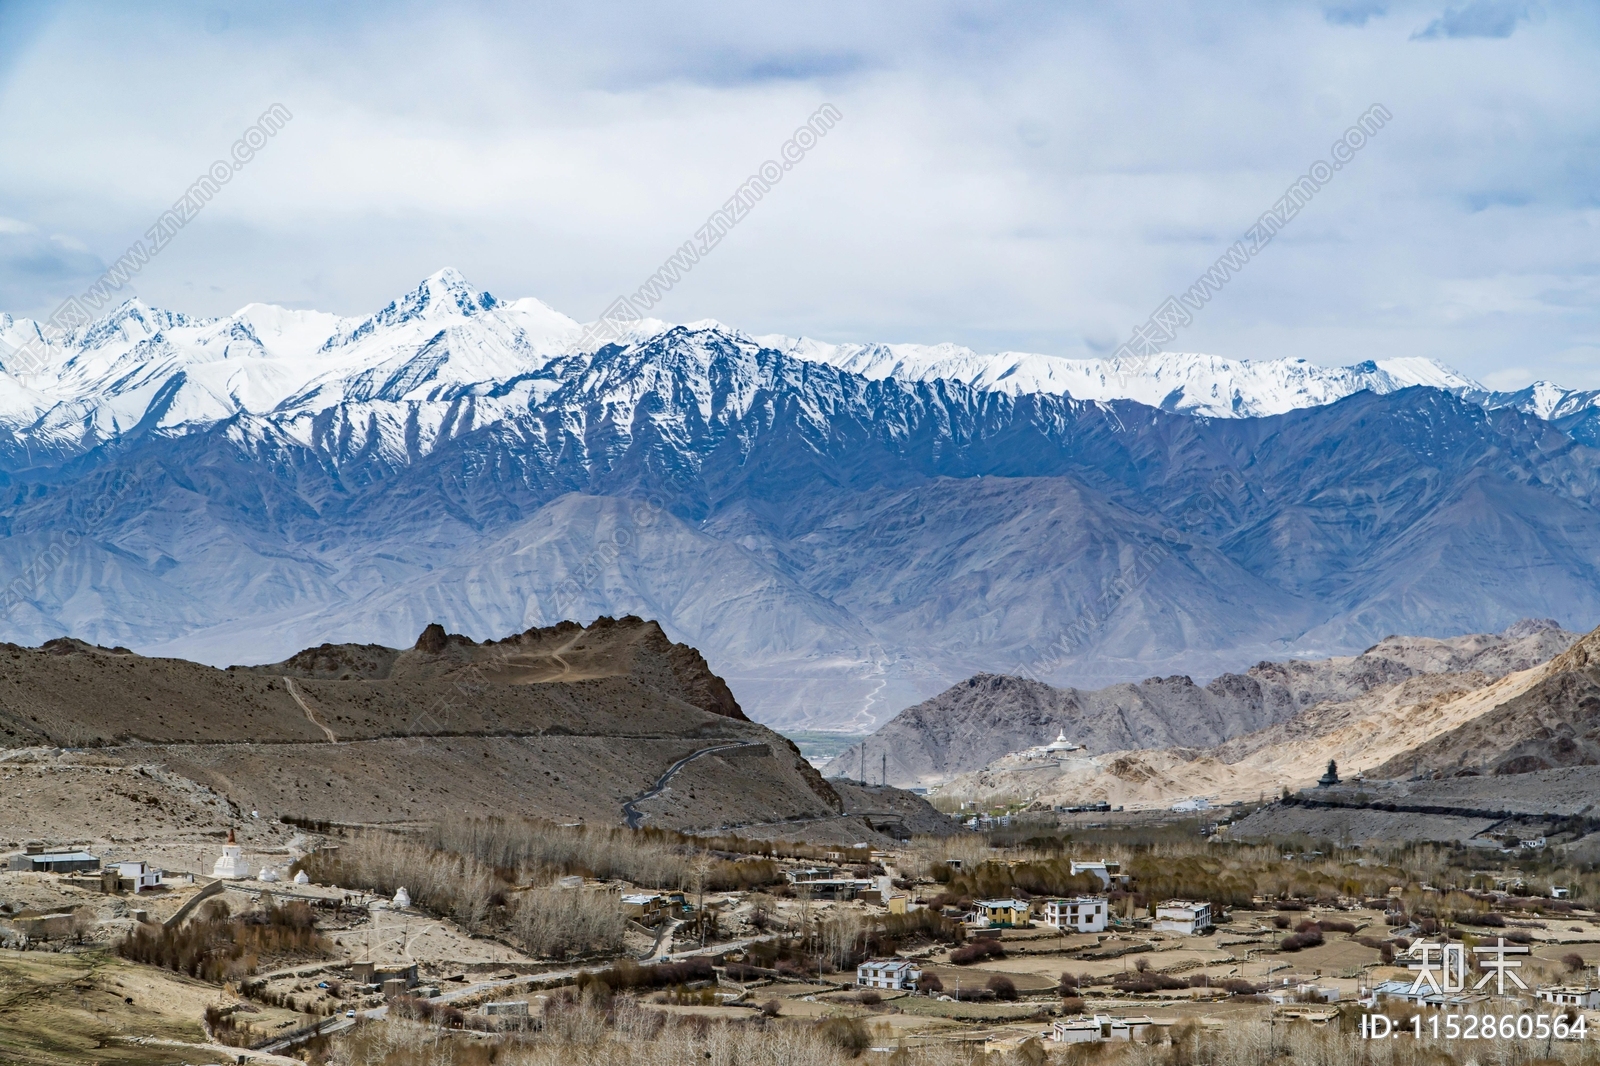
[{"left": 0, "top": 948, "right": 305, "bottom": 1066}]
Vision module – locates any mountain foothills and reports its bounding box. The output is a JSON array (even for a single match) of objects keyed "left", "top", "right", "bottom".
[
  {"left": 3, "top": 270, "right": 1600, "bottom": 728},
  {"left": 821, "top": 618, "right": 1580, "bottom": 787},
  {"left": 0, "top": 616, "right": 913, "bottom": 844},
  {"left": 911, "top": 618, "right": 1600, "bottom": 813}
]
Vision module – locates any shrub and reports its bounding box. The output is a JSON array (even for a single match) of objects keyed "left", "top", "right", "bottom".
[
  {"left": 950, "top": 938, "right": 1006, "bottom": 965},
  {"left": 1060, "top": 996, "right": 1086, "bottom": 1014},
  {"left": 1113, "top": 971, "right": 1188, "bottom": 993},
  {"left": 760, "top": 998, "right": 781, "bottom": 1017},
  {"left": 818, "top": 1016, "right": 871, "bottom": 1054},
  {"left": 1279, "top": 925, "right": 1324, "bottom": 952},
  {"left": 858, "top": 990, "right": 882, "bottom": 1006},
  {"left": 918, "top": 973, "right": 943, "bottom": 993},
  {"left": 986, "top": 974, "right": 1018, "bottom": 1001},
  {"left": 1315, "top": 918, "right": 1357, "bottom": 934},
  {"left": 1058, "top": 971, "right": 1078, "bottom": 992},
  {"left": 1272, "top": 915, "right": 1290, "bottom": 929},
  {"left": 1134, "top": 956, "right": 1150, "bottom": 973},
  {"left": 1565, "top": 952, "right": 1587, "bottom": 973},
  {"left": 116, "top": 901, "right": 327, "bottom": 983}
]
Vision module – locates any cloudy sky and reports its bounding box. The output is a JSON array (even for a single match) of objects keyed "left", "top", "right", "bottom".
[{"left": 0, "top": 0, "right": 1595, "bottom": 389}]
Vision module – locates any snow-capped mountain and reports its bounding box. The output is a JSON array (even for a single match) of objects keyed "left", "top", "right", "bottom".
[
  {"left": 756, "top": 336, "right": 1485, "bottom": 418},
  {"left": 2, "top": 270, "right": 1599, "bottom": 730},
  {"left": 0, "top": 267, "right": 1589, "bottom": 466}
]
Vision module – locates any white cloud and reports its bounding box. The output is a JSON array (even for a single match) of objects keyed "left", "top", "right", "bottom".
[{"left": 0, "top": 1, "right": 1593, "bottom": 390}]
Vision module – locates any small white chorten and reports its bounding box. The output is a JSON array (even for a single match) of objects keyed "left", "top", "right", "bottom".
[
  {"left": 212, "top": 828, "right": 250, "bottom": 880},
  {"left": 392, "top": 886, "right": 411, "bottom": 908},
  {"left": 293, "top": 870, "right": 310, "bottom": 885},
  {"left": 258, "top": 867, "right": 280, "bottom": 883}
]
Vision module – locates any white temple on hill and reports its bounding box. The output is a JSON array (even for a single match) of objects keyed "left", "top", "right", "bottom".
[
  {"left": 212, "top": 828, "right": 249, "bottom": 880},
  {"left": 1012, "top": 730, "right": 1082, "bottom": 760}
]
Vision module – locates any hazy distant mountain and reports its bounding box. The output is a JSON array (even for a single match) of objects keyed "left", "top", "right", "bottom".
[
  {"left": 2, "top": 271, "right": 1599, "bottom": 729},
  {"left": 822, "top": 620, "right": 1579, "bottom": 787}
]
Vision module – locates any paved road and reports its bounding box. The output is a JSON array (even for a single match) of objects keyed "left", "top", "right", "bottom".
[{"left": 622, "top": 741, "right": 764, "bottom": 828}]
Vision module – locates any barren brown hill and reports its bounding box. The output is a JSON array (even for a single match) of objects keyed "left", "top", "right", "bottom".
[
  {"left": 0, "top": 617, "right": 848, "bottom": 838},
  {"left": 833, "top": 619, "right": 1576, "bottom": 787},
  {"left": 1370, "top": 624, "right": 1600, "bottom": 778},
  {"left": 934, "top": 621, "right": 1585, "bottom": 810}
]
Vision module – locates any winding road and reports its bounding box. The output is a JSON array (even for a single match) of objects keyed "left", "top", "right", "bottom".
[{"left": 621, "top": 741, "right": 764, "bottom": 828}]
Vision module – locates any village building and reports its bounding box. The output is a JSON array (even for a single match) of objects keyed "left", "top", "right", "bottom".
[
  {"left": 971, "top": 898, "right": 1031, "bottom": 928},
  {"left": 856, "top": 959, "right": 922, "bottom": 990},
  {"left": 1152, "top": 900, "right": 1212, "bottom": 935},
  {"left": 1538, "top": 986, "right": 1600, "bottom": 1009},
  {"left": 6, "top": 846, "right": 100, "bottom": 874},
  {"left": 1370, "top": 980, "right": 1489, "bottom": 1009},
  {"left": 1042, "top": 896, "right": 1108, "bottom": 933},
  {"left": 353, "top": 961, "right": 418, "bottom": 989},
  {"left": 107, "top": 860, "right": 162, "bottom": 893},
  {"left": 623, "top": 893, "right": 667, "bottom": 924},
  {"left": 1053, "top": 1015, "right": 1158, "bottom": 1043},
  {"left": 1069, "top": 860, "right": 1125, "bottom": 887}
]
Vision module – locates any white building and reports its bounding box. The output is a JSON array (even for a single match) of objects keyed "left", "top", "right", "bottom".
[
  {"left": 857, "top": 959, "right": 922, "bottom": 990},
  {"left": 212, "top": 829, "right": 249, "bottom": 880},
  {"left": 1043, "top": 896, "right": 1108, "bottom": 933},
  {"left": 1539, "top": 986, "right": 1600, "bottom": 1009},
  {"left": 1053, "top": 1015, "right": 1157, "bottom": 1043},
  {"left": 112, "top": 860, "right": 162, "bottom": 892},
  {"left": 1070, "top": 860, "right": 1124, "bottom": 887},
  {"left": 1153, "top": 900, "right": 1212, "bottom": 935}
]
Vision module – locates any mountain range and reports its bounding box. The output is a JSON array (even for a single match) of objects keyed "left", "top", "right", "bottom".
[
  {"left": 2, "top": 269, "right": 1600, "bottom": 729},
  {"left": 826, "top": 618, "right": 1578, "bottom": 789}
]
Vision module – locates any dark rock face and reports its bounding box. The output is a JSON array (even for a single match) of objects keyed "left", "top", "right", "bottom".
[{"left": 2, "top": 327, "right": 1600, "bottom": 728}]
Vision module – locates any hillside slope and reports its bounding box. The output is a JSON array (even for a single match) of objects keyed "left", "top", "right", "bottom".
[
  {"left": 0, "top": 617, "right": 840, "bottom": 835},
  {"left": 1369, "top": 625, "right": 1600, "bottom": 778},
  {"left": 829, "top": 620, "right": 1576, "bottom": 788}
]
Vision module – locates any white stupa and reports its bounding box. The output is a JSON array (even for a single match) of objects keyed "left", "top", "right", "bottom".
[
  {"left": 392, "top": 886, "right": 411, "bottom": 908},
  {"left": 1044, "top": 730, "right": 1079, "bottom": 753},
  {"left": 293, "top": 870, "right": 310, "bottom": 885},
  {"left": 212, "top": 828, "right": 250, "bottom": 880},
  {"left": 258, "top": 867, "right": 280, "bottom": 883}
]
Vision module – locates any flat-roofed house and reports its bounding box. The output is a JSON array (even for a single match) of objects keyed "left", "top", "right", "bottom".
[
  {"left": 1043, "top": 896, "right": 1108, "bottom": 933},
  {"left": 6, "top": 849, "right": 100, "bottom": 874},
  {"left": 1539, "top": 986, "right": 1600, "bottom": 1009},
  {"left": 1152, "top": 900, "right": 1212, "bottom": 935},
  {"left": 973, "top": 899, "right": 1031, "bottom": 928},
  {"left": 110, "top": 861, "right": 162, "bottom": 893},
  {"left": 856, "top": 959, "right": 922, "bottom": 990}
]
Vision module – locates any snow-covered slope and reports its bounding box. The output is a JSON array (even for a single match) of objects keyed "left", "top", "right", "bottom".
[
  {"left": 1, "top": 268, "right": 1590, "bottom": 468},
  {"left": 756, "top": 336, "right": 1486, "bottom": 418}
]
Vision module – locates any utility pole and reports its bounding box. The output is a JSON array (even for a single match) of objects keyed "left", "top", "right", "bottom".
[{"left": 881, "top": 752, "right": 886, "bottom": 787}]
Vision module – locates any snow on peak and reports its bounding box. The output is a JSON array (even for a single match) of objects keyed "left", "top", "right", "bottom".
[
  {"left": 0, "top": 271, "right": 1584, "bottom": 463},
  {"left": 756, "top": 338, "right": 1488, "bottom": 419}
]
